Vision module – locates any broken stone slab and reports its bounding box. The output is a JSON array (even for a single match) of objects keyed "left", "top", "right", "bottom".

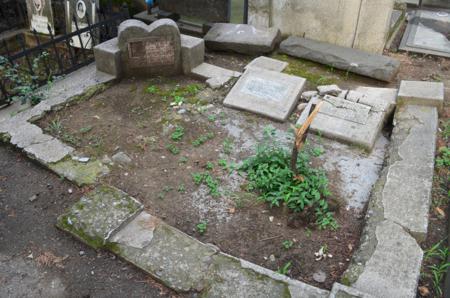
[
  {"left": 346, "top": 90, "right": 367, "bottom": 103},
  {"left": 206, "top": 76, "right": 233, "bottom": 89},
  {"left": 8, "top": 122, "right": 53, "bottom": 149},
  {"left": 191, "top": 63, "right": 241, "bottom": 89},
  {"left": 381, "top": 105, "right": 438, "bottom": 242},
  {"left": 180, "top": 34, "right": 205, "bottom": 74},
  {"left": 49, "top": 158, "right": 110, "bottom": 186},
  {"left": 204, "top": 254, "right": 329, "bottom": 298},
  {"left": 301, "top": 95, "right": 386, "bottom": 151},
  {"left": 118, "top": 19, "right": 182, "bottom": 76},
  {"left": 57, "top": 185, "right": 143, "bottom": 249},
  {"left": 301, "top": 91, "right": 318, "bottom": 101},
  {"left": 317, "top": 84, "right": 342, "bottom": 96},
  {"left": 24, "top": 138, "right": 74, "bottom": 164},
  {"left": 349, "top": 220, "right": 423, "bottom": 298},
  {"left": 280, "top": 37, "right": 400, "bottom": 82},
  {"left": 110, "top": 211, "right": 218, "bottom": 292},
  {"left": 244, "top": 56, "right": 288, "bottom": 72},
  {"left": 224, "top": 68, "right": 306, "bottom": 121},
  {"left": 94, "top": 37, "right": 122, "bottom": 78},
  {"left": 204, "top": 23, "right": 281, "bottom": 55},
  {"left": 329, "top": 283, "right": 375, "bottom": 298},
  {"left": 397, "top": 80, "right": 444, "bottom": 109}
]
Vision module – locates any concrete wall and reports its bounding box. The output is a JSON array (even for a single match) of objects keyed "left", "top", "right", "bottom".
[{"left": 248, "top": 0, "right": 394, "bottom": 54}]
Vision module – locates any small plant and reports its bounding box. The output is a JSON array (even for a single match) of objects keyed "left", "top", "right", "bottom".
[
  {"left": 276, "top": 261, "right": 292, "bottom": 275},
  {"left": 178, "top": 184, "right": 186, "bottom": 193},
  {"left": 436, "top": 147, "right": 450, "bottom": 167},
  {"left": 47, "top": 119, "right": 63, "bottom": 135},
  {"left": 423, "top": 240, "right": 450, "bottom": 296},
  {"left": 196, "top": 221, "right": 207, "bottom": 234},
  {"left": 205, "top": 161, "right": 214, "bottom": 170},
  {"left": 79, "top": 126, "right": 93, "bottom": 134},
  {"left": 166, "top": 144, "right": 180, "bottom": 155},
  {"left": 282, "top": 240, "right": 294, "bottom": 250},
  {"left": 192, "top": 172, "right": 220, "bottom": 197},
  {"left": 145, "top": 85, "right": 160, "bottom": 94},
  {"left": 312, "top": 147, "right": 325, "bottom": 157},
  {"left": 222, "top": 138, "right": 234, "bottom": 155},
  {"left": 171, "top": 95, "right": 184, "bottom": 106},
  {"left": 192, "top": 132, "right": 215, "bottom": 147},
  {"left": 171, "top": 126, "right": 185, "bottom": 141},
  {"left": 208, "top": 115, "right": 217, "bottom": 122},
  {"left": 178, "top": 156, "right": 188, "bottom": 164}
]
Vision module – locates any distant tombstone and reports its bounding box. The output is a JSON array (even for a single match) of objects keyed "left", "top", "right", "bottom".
[
  {"left": 65, "top": 0, "right": 99, "bottom": 49},
  {"left": 159, "top": 0, "right": 229, "bottom": 23},
  {"left": 26, "top": 0, "right": 55, "bottom": 34},
  {"left": 117, "top": 19, "right": 182, "bottom": 76}
]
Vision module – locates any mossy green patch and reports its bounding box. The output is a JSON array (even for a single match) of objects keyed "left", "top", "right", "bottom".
[{"left": 49, "top": 157, "right": 109, "bottom": 186}]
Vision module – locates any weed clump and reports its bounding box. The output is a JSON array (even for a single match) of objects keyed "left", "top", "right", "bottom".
[{"left": 239, "top": 127, "right": 337, "bottom": 229}]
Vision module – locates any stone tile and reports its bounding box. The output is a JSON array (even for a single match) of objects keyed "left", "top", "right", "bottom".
[
  {"left": 244, "top": 56, "right": 288, "bottom": 72},
  {"left": 57, "top": 185, "right": 143, "bottom": 249},
  {"left": 24, "top": 138, "right": 74, "bottom": 164},
  {"left": 204, "top": 23, "right": 281, "bottom": 55},
  {"left": 94, "top": 37, "right": 122, "bottom": 77},
  {"left": 353, "top": 220, "right": 423, "bottom": 298},
  {"left": 354, "top": 86, "right": 397, "bottom": 114},
  {"left": 397, "top": 80, "right": 444, "bottom": 109},
  {"left": 191, "top": 62, "right": 241, "bottom": 80},
  {"left": 181, "top": 34, "right": 205, "bottom": 74},
  {"left": 317, "top": 84, "right": 342, "bottom": 96},
  {"left": 329, "top": 283, "right": 375, "bottom": 298},
  {"left": 49, "top": 158, "right": 110, "bottom": 186},
  {"left": 206, "top": 76, "right": 234, "bottom": 89},
  {"left": 109, "top": 211, "right": 218, "bottom": 292},
  {"left": 382, "top": 105, "right": 438, "bottom": 241},
  {"left": 8, "top": 123, "right": 52, "bottom": 149},
  {"left": 224, "top": 68, "right": 306, "bottom": 121}
]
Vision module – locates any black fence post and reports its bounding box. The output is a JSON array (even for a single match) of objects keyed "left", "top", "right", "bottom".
[{"left": 48, "top": 24, "right": 64, "bottom": 75}]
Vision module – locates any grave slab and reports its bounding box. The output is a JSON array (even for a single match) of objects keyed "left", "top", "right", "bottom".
[
  {"left": 94, "top": 37, "right": 122, "bottom": 77},
  {"left": 223, "top": 68, "right": 306, "bottom": 121},
  {"left": 280, "top": 37, "right": 400, "bottom": 82},
  {"left": 57, "top": 185, "right": 143, "bottom": 249},
  {"left": 397, "top": 80, "right": 444, "bottom": 109},
  {"left": 191, "top": 62, "right": 241, "bottom": 88},
  {"left": 244, "top": 56, "right": 288, "bottom": 72},
  {"left": 24, "top": 138, "right": 74, "bottom": 164},
  {"left": 329, "top": 283, "right": 375, "bottom": 298},
  {"left": 204, "top": 23, "right": 281, "bottom": 55},
  {"left": 354, "top": 86, "right": 397, "bottom": 114},
  {"left": 180, "top": 34, "right": 205, "bottom": 74}
]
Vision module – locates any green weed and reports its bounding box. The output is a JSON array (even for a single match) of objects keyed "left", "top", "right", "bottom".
[
  {"left": 166, "top": 144, "right": 180, "bottom": 155},
  {"left": 436, "top": 147, "right": 450, "bottom": 167},
  {"left": 222, "top": 138, "right": 234, "bottom": 155},
  {"left": 423, "top": 240, "right": 450, "bottom": 296},
  {"left": 196, "top": 221, "right": 207, "bottom": 234},
  {"left": 192, "top": 172, "right": 220, "bottom": 197},
  {"left": 282, "top": 240, "right": 294, "bottom": 250},
  {"left": 192, "top": 132, "right": 215, "bottom": 147},
  {"left": 171, "top": 126, "right": 185, "bottom": 141},
  {"left": 276, "top": 261, "right": 292, "bottom": 275}
]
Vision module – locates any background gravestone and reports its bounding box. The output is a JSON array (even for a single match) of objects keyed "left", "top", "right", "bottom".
[
  {"left": 65, "top": 0, "right": 99, "bottom": 48},
  {"left": 159, "top": 0, "right": 229, "bottom": 23},
  {"left": 118, "top": 19, "right": 182, "bottom": 77},
  {"left": 26, "top": 0, "right": 55, "bottom": 34}
]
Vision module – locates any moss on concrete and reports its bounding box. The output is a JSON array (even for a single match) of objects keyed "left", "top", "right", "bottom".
[{"left": 49, "top": 157, "right": 109, "bottom": 186}]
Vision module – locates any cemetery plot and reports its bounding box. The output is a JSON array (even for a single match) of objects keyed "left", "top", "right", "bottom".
[{"left": 37, "top": 73, "right": 389, "bottom": 289}]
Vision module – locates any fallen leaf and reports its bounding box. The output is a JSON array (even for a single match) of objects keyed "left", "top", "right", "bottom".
[
  {"left": 228, "top": 207, "right": 236, "bottom": 214},
  {"left": 435, "top": 207, "right": 445, "bottom": 217},
  {"left": 36, "top": 251, "right": 67, "bottom": 268},
  {"left": 418, "top": 286, "right": 430, "bottom": 297}
]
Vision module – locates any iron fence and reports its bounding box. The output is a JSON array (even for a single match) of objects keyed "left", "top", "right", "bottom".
[{"left": 0, "top": 7, "right": 127, "bottom": 108}]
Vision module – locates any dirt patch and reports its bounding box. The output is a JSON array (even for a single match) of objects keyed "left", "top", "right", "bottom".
[{"left": 38, "top": 74, "right": 367, "bottom": 290}]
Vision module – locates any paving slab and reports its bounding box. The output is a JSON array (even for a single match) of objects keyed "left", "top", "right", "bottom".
[
  {"left": 24, "top": 138, "right": 74, "bottom": 164},
  {"left": 204, "top": 23, "right": 281, "bottom": 55},
  {"left": 382, "top": 104, "right": 438, "bottom": 241},
  {"left": 224, "top": 68, "right": 306, "bottom": 121},
  {"left": 191, "top": 62, "right": 242, "bottom": 80},
  {"left": 49, "top": 158, "right": 110, "bottom": 186},
  {"left": 57, "top": 185, "right": 143, "bottom": 249},
  {"left": 244, "top": 56, "right": 288, "bottom": 72},
  {"left": 354, "top": 87, "right": 397, "bottom": 114},
  {"left": 352, "top": 220, "right": 423, "bottom": 298},
  {"left": 280, "top": 37, "right": 400, "bottom": 82},
  {"left": 8, "top": 122, "right": 53, "bottom": 149},
  {"left": 397, "top": 80, "right": 444, "bottom": 109}
]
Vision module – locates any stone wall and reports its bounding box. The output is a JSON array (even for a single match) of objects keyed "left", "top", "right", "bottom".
[{"left": 248, "top": 0, "right": 394, "bottom": 54}]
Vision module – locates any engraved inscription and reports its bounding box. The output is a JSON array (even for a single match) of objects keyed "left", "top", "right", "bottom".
[
  {"left": 241, "top": 78, "right": 288, "bottom": 102},
  {"left": 127, "top": 36, "right": 175, "bottom": 68}
]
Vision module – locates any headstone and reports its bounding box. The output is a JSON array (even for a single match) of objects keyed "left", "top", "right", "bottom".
[
  {"left": 204, "top": 23, "right": 281, "bottom": 55},
  {"left": 223, "top": 68, "right": 306, "bottom": 121},
  {"left": 117, "top": 19, "right": 182, "bottom": 77},
  {"left": 159, "top": 0, "right": 229, "bottom": 23},
  {"left": 244, "top": 56, "right": 288, "bottom": 72},
  {"left": 280, "top": 36, "right": 400, "bottom": 82},
  {"left": 26, "top": 0, "right": 55, "bottom": 34},
  {"left": 65, "top": 0, "right": 99, "bottom": 49}
]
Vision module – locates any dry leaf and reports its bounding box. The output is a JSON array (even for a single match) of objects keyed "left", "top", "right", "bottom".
[
  {"left": 435, "top": 207, "right": 445, "bottom": 217},
  {"left": 36, "top": 251, "right": 67, "bottom": 268},
  {"left": 228, "top": 207, "right": 236, "bottom": 214},
  {"left": 418, "top": 286, "right": 430, "bottom": 297}
]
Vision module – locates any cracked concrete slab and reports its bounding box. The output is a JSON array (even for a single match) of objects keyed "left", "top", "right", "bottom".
[
  {"left": 353, "top": 220, "right": 423, "bottom": 298},
  {"left": 329, "top": 283, "right": 375, "bottom": 298},
  {"left": 9, "top": 122, "right": 53, "bottom": 148},
  {"left": 49, "top": 158, "right": 110, "bottom": 186},
  {"left": 24, "top": 138, "right": 74, "bottom": 164},
  {"left": 398, "top": 80, "right": 444, "bottom": 109},
  {"left": 57, "top": 185, "right": 143, "bottom": 249}
]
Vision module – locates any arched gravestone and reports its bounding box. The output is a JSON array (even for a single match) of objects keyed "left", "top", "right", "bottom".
[{"left": 118, "top": 19, "right": 182, "bottom": 77}]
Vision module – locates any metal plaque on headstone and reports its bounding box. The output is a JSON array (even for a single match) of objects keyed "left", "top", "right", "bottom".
[
  {"left": 127, "top": 36, "right": 175, "bottom": 68},
  {"left": 159, "top": 0, "right": 230, "bottom": 23},
  {"left": 26, "top": 0, "right": 55, "bottom": 34},
  {"left": 65, "top": 0, "right": 99, "bottom": 49}
]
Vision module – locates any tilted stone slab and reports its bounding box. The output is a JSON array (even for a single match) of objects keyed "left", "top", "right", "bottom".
[
  {"left": 244, "top": 56, "right": 288, "bottom": 72},
  {"left": 224, "top": 68, "right": 306, "bottom": 121},
  {"left": 57, "top": 185, "right": 143, "bottom": 249},
  {"left": 280, "top": 37, "right": 400, "bottom": 82},
  {"left": 329, "top": 283, "right": 375, "bottom": 298},
  {"left": 110, "top": 211, "right": 218, "bottom": 292},
  {"left": 382, "top": 105, "right": 438, "bottom": 241},
  {"left": 180, "top": 34, "right": 205, "bottom": 74},
  {"left": 204, "top": 23, "right": 281, "bottom": 55},
  {"left": 49, "top": 158, "right": 110, "bottom": 186},
  {"left": 354, "top": 86, "right": 397, "bottom": 114},
  {"left": 191, "top": 62, "right": 242, "bottom": 89},
  {"left": 351, "top": 220, "right": 423, "bottom": 298},
  {"left": 397, "top": 80, "right": 444, "bottom": 110}
]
